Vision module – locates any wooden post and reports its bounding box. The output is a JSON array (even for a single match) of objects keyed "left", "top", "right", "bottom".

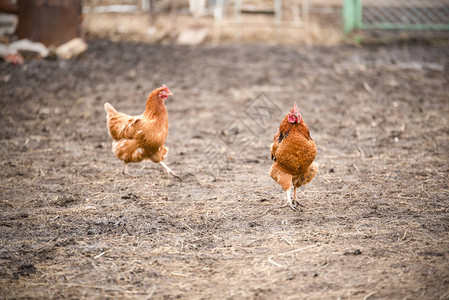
[
  {"left": 170, "top": 0, "right": 178, "bottom": 43},
  {"left": 234, "top": 0, "right": 241, "bottom": 21},
  {"left": 213, "top": 0, "right": 225, "bottom": 44},
  {"left": 302, "top": 0, "right": 309, "bottom": 28},
  {"left": 149, "top": 0, "right": 156, "bottom": 27},
  {"left": 274, "top": 0, "right": 282, "bottom": 25},
  {"left": 214, "top": 0, "right": 224, "bottom": 20}
]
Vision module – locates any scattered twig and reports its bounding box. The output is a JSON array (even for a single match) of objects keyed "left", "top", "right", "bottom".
[
  {"left": 363, "top": 291, "right": 377, "bottom": 300},
  {"left": 181, "top": 222, "right": 196, "bottom": 233},
  {"left": 93, "top": 251, "right": 106, "bottom": 260},
  {"left": 277, "top": 245, "right": 318, "bottom": 257},
  {"left": 280, "top": 236, "right": 292, "bottom": 245},
  {"left": 91, "top": 261, "right": 100, "bottom": 272},
  {"left": 268, "top": 256, "right": 284, "bottom": 268},
  {"left": 401, "top": 230, "right": 407, "bottom": 241},
  {"left": 255, "top": 208, "right": 271, "bottom": 218}
]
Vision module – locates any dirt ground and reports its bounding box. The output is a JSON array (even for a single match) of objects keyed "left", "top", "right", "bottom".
[{"left": 0, "top": 39, "right": 448, "bottom": 299}]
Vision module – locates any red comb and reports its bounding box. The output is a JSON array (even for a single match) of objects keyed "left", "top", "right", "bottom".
[{"left": 291, "top": 103, "right": 299, "bottom": 113}]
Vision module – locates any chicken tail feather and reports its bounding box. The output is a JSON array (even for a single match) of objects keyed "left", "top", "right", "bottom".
[{"left": 104, "top": 102, "right": 117, "bottom": 116}]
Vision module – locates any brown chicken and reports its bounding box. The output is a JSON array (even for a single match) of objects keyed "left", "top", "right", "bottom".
[
  {"left": 104, "top": 85, "right": 177, "bottom": 177},
  {"left": 270, "top": 103, "right": 318, "bottom": 210}
]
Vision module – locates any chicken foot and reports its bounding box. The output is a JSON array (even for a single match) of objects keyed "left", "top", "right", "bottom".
[
  {"left": 292, "top": 187, "right": 305, "bottom": 208},
  {"left": 159, "top": 161, "right": 179, "bottom": 178},
  {"left": 121, "top": 161, "right": 178, "bottom": 178},
  {"left": 281, "top": 188, "right": 301, "bottom": 211},
  {"left": 122, "top": 162, "right": 138, "bottom": 178}
]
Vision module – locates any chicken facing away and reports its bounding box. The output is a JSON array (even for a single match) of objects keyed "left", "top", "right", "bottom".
[
  {"left": 104, "top": 85, "right": 177, "bottom": 177},
  {"left": 270, "top": 103, "right": 318, "bottom": 211}
]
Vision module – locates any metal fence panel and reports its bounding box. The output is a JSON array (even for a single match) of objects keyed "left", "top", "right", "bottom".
[{"left": 344, "top": 0, "right": 449, "bottom": 33}]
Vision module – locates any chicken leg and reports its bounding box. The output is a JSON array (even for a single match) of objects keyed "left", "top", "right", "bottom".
[
  {"left": 123, "top": 162, "right": 128, "bottom": 175},
  {"left": 270, "top": 163, "right": 299, "bottom": 211},
  {"left": 291, "top": 162, "right": 319, "bottom": 208}
]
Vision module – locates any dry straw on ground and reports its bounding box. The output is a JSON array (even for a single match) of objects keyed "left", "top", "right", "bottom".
[{"left": 0, "top": 35, "right": 448, "bottom": 298}]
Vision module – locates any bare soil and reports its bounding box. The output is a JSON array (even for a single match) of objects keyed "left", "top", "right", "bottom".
[{"left": 0, "top": 39, "right": 448, "bottom": 299}]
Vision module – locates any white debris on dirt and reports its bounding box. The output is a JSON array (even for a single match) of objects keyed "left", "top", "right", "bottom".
[
  {"left": 55, "top": 38, "right": 88, "bottom": 60},
  {"left": 177, "top": 26, "right": 209, "bottom": 45},
  {"left": 0, "top": 39, "right": 49, "bottom": 58}
]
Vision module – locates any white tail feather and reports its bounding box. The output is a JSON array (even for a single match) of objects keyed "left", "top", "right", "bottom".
[{"left": 104, "top": 102, "right": 117, "bottom": 115}]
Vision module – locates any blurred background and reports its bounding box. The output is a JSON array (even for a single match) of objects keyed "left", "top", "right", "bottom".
[{"left": 0, "top": 0, "right": 448, "bottom": 52}]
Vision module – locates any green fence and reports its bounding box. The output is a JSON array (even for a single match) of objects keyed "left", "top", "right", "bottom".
[{"left": 343, "top": 0, "right": 449, "bottom": 33}]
